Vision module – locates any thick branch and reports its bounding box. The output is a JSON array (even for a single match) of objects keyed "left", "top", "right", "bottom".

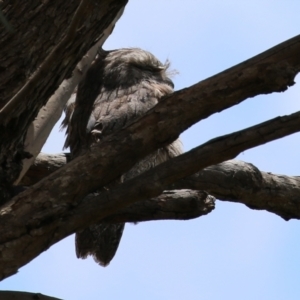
[
  {"left": 1, "top": 35, "right": 300, "bottom": 279},
  {"left": 20, "top": 153, "right": 300, "bottom": 221},
  {"left": 12, "top": 187, "right": 215, "bottom": 223},
  {"left": 1, "top": 108, "right": 300, "bottom": 279},
  {"left": 172, "top": 160, "right": 300, "bottom": 220},
  {"left": 88, "top": 190, "right": 215, "bottom": 223},
  {"left": 13, "top": 34, "right": 300, "bottom": 205},
  {"left": 19, "top": 153, "right": 71, "bottom": 186},
  {"left": 1, "top": 30, "right": 300, "bottom": 277}
]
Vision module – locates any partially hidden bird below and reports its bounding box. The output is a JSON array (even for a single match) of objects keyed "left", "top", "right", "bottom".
[{"left": 62, "top": 48, "right": 182, "bottom": 266}]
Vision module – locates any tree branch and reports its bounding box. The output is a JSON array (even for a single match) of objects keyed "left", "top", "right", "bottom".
[
  {"left": 20, "top": 153, "right": 300, "bottom": 221},
  {"left": 14, "top": 33, "right": 300, "bottom": 207},
  {"left": 1, "top": 35, "right": 300, "bottom": 279},
  {"left": 19, "top": 153, "right": 71, "bottom": 186},
  {"left": 172, "top": 160, "right": 300, "bottom": 220},
  {"left": 12, "top": 187, "right": 215, "bottom": 223},
  {"left": 1, "top": 107, "right": 300, "bottom": 279},
  {"left": 84, "top": 190, "right": 215, "bottom": 223}
]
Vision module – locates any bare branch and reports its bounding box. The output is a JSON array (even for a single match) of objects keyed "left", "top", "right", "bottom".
[
  {"left": 20, "top": 153, "right": 300, "bottom": 221},
  {"left": 87, "top": 190, "right": 215, "bottom": 223},
  {"left": 19, "top": 153, "right": 70, "bottom": 186},
  {"left": 1, "top": 108, "right": 300, "bottom": 279},
  {"left": 172, "top": 160, "right": 300, "bottom": 220},
  {"left": 1, "top": 35, "right": 300, "bottom": 279},
  {"left": 16, "top": 33, "right": 300, "bottom": 204}
]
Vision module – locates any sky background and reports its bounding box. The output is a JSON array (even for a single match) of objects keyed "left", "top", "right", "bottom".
[{"left": 2, "top": 1, "right": 300, "bottom": 299}]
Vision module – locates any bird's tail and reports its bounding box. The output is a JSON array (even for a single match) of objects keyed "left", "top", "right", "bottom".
[{"left": 75, "top": 222, "right": 125, "bottom": 266}]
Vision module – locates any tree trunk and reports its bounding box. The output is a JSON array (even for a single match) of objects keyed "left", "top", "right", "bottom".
[{"left": 0, "top": 0, "right": 127, "bottom": 202}]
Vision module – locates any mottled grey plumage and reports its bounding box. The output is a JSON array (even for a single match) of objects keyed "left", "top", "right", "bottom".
[{"left": 62, "top": 48, "right": 182, "bottom": 266}]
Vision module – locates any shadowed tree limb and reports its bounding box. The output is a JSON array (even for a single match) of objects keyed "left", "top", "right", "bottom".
[
  {"left": 85, "top": 190, "right": 215, "bottom": 223},
  {"left": 12, "top": 186, "right": 215, "bottom": 223},
  {"left": 171, "top": 160, "right": 300, "bottom": 220},
  {"left": 1, "top": 32, "right": 300, "bottom": 279},
  {"left": 2, "top": 106, "right": 300, "bottom": 280},
  {"left": 19, "top": 153, "right": 71, "bottom": 186},
  {"left": 12, "top": 32, "right": 300, "bottom": 209},
  {"left": 20, "top": 153, "right": 300, "bottom": 221}
]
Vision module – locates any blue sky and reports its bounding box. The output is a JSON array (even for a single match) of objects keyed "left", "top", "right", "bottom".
[{"left": 2, "top": 1, "right": 300, "bottom": 299}]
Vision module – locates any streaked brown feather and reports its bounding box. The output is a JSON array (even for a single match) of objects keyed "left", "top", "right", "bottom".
[{"left": 62, "top": 48, "right": 182, "bottom": 266}]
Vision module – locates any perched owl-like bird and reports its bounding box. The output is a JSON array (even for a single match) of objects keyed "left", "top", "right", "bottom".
[{"left": 62, "top": 48, "right": 182, "bottom": 266}]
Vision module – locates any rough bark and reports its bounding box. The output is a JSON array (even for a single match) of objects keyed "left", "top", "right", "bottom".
[
  {"left": 79, "top": 190, "right": 215, "bottom": 223},
  {"left": 20, "top": 153, "right": 300, "bottom": 221},
  {"left": 12, "top": 33, "right": 300, "bottom": 210},
  {"left": 12, "top": 185, "right": 215, "bottom": 223},
  {"left": 0, "top": 0, "right": 128, "bottom": 202},
  {"left": 172, "top": 161, "right": 300, "bottom": 220},
  {"left": 19, "top": 153, "right": 71, "bottom": 186},
  {"left": 1, "top": 106, "right": 300, "bottom": 280}
]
